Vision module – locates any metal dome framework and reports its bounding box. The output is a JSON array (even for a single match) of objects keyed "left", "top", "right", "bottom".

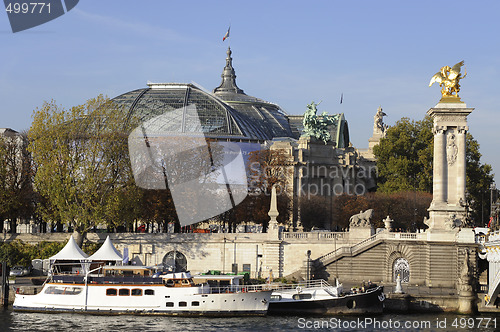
[{"left": 111, "top": 47, "right": 349, "bottom": 145}]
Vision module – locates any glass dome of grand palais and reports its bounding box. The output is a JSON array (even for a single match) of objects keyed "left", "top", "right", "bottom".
[{"left": 111, "top": 47, "right": 350, "bottom": 147}]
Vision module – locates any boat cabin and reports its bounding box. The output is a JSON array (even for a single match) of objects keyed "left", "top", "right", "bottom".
[
  {"left": 103, "top": 266, "right": 152, "bottom": 277},
  {"left": 192, "top": 275, "right": 244, "bottom": 287}
]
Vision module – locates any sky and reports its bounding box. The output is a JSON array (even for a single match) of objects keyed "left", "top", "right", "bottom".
[{"left": 1, "top": 0, "right": 499, "bottom": 183}]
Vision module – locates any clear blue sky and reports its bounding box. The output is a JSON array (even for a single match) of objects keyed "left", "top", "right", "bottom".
[{"left": 1, "top": 1, "right": 499, "bottom": 183}]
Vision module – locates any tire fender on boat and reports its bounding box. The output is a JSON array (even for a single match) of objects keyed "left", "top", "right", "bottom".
[
  {"left": 378, "top": 293, "right": 385, "bottom": 302},
  {"left": 296, "top": 286, "right": 302, "bottom": 293}
]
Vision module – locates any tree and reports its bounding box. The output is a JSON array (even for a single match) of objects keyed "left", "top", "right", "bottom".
[
  {"left": 298, "top": 194, "right": 330, "bottom": 231},
  {"left": 28, "top": 96, "right": 141, "bottom": 246},
  {"left": 331, "top": 192, "right": 432, "bottom": 231},
  {"left": 0, "top": 130, "right": 34, "bottom": 233},
  {"left": 373, "top": 116, "right": 433, "bottom": 193},
  {"left": 242, "top": 148, "right": 293, "bottom": 230},
  {"left": 465, "top": 133, "right": 494, "bottom": 225},
  {"left": 373, "top": 115, "right": 493, "bottom": 226},
  {"left": 141, "top": 189, "right": 178, "bottom": 233}
]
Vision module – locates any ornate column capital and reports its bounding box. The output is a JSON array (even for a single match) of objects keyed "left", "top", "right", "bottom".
[
  {"left": 433, "top": 125, "right": 447, "bottom": 135},
  {"left": 457, "top": 126, "right": 468, "bottom": 134}
]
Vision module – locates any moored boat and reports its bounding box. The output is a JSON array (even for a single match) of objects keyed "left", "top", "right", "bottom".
[
  {"left": 268, "top": 279, "right": 384, "bottom": 315},
  {"left": 13, "top": 265, "right": 271, "bottom": 316}
]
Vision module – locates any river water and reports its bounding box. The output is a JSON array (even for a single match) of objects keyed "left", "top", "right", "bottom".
[{"left": 1, "top": 310, "right": 499, "bottom": 331}]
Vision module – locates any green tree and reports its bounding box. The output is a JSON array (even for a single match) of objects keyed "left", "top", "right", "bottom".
[
  {"left": 0, "top": 130, "right": 34, "bottom": 233},
  {"left": 28, "top": 96, "right": 141, "bottom": 246},
  {"left": 373, "top": 115, "right": 493, "bottom": 225},
  {"left": 465, "top": 133, "right": 494, "bottom": 226},
  {"left": 373, "top": 116, "right": 433, "bottom": 193}
]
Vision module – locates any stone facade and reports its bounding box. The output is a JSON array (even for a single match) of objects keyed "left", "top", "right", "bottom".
[{"left": 269, "top": 135, "right": 377, "bottom": 230}]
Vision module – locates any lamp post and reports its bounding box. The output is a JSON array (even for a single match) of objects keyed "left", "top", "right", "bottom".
[
  {"left": 84, "top": 266, "right": 102, "bottom": 311},
  {"left": 491, "top": 183, "right": 497, "bottom": 218}
]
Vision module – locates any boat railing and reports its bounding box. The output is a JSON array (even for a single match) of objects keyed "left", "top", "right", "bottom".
[
  {"left": 264, "top": 279, "right": 332, "bottom": 291},
  {"left": 50, "top": 274, "right": 163, "bottom": 285},
  {"left": 197, "top": 279, "right": 332, "bottom": 294},
  {"left": 197, "top": 283, "right": 277, "bottom": 294}
]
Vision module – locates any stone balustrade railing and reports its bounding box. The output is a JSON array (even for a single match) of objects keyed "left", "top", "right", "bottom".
[{"left": 281, "top": 232, "right": 345, "bottom": 241}]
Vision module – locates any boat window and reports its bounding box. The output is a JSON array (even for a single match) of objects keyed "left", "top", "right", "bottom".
[
  {"left": 145, "top": 289, "right": 155, "bottom": 296},
  {"left": 292, "top": 293, "right": 312, "bottom": 300},
  {"left": 179, "top": 301, "right": 187, "bottom": 307},
  {"left": 119, "top": 289, "right": 130, "bottom": 296},
  {"left": 192, "top": 301, "right": 200, "bottom": 306},
  {"left": 44, "top": 286, "right": 82, "bottom": 295},
  {"left": 106, "top": 289, "right": 117, "bottom": 296},
  {"left": 270, "top": 295, "right": 282, "bottom": 301},
  {"left": 166, "top": 302, "right": 174, "bottom": 307},
  {"left": 131, "top": 289, "right": 142, "bottom": 296}
]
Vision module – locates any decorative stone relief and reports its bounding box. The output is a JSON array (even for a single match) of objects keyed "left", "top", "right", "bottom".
[
  {"left": 458, "top": 249, "right": 472, "bottom": 293},
  {"left": 435, "top": 115, "right": 467, "bottom": 123},
  {"left": 447, "top": 133, "right": 458, "bottom": 165},
  {"left": 444, "top": 213, "right": 462, "bottom": 229}
]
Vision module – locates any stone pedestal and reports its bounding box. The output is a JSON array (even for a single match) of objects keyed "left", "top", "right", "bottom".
[
  {"left": 457, "top": 289, "right": 477, "bottom": 314},
  {"left": 426, "top": 98, "right": 473, "bottom": 232},
  {"left": 349, "top": 226, "right": 374, "bottom": 242}
]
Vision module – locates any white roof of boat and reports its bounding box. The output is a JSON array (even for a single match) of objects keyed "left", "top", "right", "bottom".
[
  {"left": 103, "top": 266, "right": 150, "bottom": 270},
  {"left": 87, "top": 236, "right": 122, "bottom": 261},
  {"left": 49, "top": 235, "right": 89, "bottom": 260},
  {"left": 192, "top": 275, "right": 244, "bottom": 280}
]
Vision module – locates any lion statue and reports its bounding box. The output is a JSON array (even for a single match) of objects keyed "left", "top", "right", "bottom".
[{"left": 349, "top": 209, "right": 373, "bottom": 228}]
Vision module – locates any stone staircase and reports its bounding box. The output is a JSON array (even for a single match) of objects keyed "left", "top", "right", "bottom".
[
  {"left": 284, "top": 233, "right": 383, "bottom": 280},
  {"left": 262, "top": 242, "right": 283, "bottom": 278},
  {"left": 316, "top": 233, "right": 383, "bottom": 267}
]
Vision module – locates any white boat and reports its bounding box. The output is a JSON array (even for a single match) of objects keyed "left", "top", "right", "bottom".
[
  {"left": 13, "top": 265, "right": 271, "bottom": 316},
  {"left": 268, "top": 279, "right": 385, "bottom": 315}
]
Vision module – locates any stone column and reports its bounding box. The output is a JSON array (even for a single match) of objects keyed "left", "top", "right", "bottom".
[
  {"left": 456, "top": 126, "right": 467, "bottom": 202},
  {"left": 426, "top": 99, "right": 473, "bottom": 232},
  {"left": 432, "top": 127, "right": 446, "bottom": 205}
]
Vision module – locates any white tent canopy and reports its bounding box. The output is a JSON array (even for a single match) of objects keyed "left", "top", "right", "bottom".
[
  {"left": 87, "top": 236, "right": 123, "bottom": 262},
  {"left": 49, "top": 235, "right": 89, "bottom": 261}
]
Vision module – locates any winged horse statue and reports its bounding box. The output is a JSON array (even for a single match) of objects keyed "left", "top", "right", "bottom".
[{"left": 429, "top": 61, "right": 467, "bottom": 97}]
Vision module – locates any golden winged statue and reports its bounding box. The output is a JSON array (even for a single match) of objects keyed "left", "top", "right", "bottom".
[{"left": 429, "top": 61, "right": 467, "bottom": 98}]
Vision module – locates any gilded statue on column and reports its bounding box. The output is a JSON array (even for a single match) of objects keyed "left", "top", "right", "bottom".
[{"left": 429, "top": 61, "right": 467, "bottom": 98}]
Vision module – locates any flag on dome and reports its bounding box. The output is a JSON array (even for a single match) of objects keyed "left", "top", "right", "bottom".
[{"left": 223, "top": 26, "right": 230, "bottom": 41}]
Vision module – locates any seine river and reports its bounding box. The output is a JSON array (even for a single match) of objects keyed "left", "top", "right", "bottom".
[{"left": 1, "top": 310, "right": 499, "bottom": 331}]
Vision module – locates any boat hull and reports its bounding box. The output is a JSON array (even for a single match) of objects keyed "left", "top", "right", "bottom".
[
  {"left": 268, "top": 286, "right": 384, "bottom": 315},
  {"left": 13, "top": 282, "right": 271, "bottom": 317}
]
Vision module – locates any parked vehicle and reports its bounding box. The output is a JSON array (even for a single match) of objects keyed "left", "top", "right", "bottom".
[{"left": 9, "top": 266, "right": 31, "bottom": 277}]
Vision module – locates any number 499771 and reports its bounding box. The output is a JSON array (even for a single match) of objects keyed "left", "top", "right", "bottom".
[{"left": 6, "top": 2, "right": 51, "bottom": 14}]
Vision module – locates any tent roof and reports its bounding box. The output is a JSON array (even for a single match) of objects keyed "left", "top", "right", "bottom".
[
  {"left": 49, "top": 235, "right": 89, "bottom": 260},
  {"left": 87, "top": 236, "right": 122, "bottom": 261}
]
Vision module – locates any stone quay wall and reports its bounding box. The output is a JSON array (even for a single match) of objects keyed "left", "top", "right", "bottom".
[{"left": 5, "top": 228, "right": 477, "bottom": 287}]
